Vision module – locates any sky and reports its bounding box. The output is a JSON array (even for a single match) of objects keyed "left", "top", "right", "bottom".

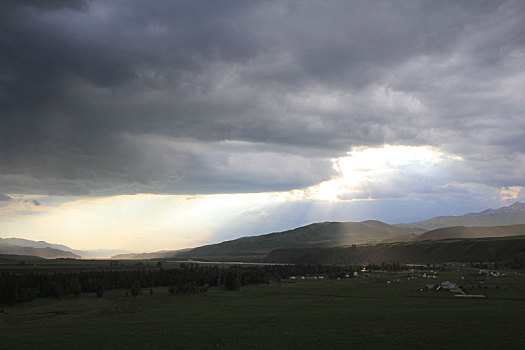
[{"left": 1, "top": 0, "right": 524, "bottom": 252}]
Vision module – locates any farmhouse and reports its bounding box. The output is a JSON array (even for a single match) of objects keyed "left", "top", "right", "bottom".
[
  {"left": 439, "top": 281, "right": 485, "bottom": 298},
  {"left": 440, "top": 281, "right": 459, "bottom": 290}
]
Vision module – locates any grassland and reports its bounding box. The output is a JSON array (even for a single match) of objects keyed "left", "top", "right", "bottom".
[
  {"left": 1, "top": 266, "right": 525, "bottom": 349},
  {"left": 0, "top": 258, "right": 169, "bottom": 273},
  {"left": 416, "top": 224, "right": 525, "bottom": 240}
]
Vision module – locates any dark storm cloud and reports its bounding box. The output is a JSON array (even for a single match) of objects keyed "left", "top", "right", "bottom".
[{"left": 1, "top": 0, "right": 524, "bottom": 195}]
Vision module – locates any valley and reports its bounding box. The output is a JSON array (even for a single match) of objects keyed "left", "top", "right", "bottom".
[{"left": 1, "top": 266, "right": 524, "bottom": 350}]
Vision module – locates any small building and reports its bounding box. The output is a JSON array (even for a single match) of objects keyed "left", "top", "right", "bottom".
[{"left": 441, "top": 281, "right": 459, "bottom": 290}]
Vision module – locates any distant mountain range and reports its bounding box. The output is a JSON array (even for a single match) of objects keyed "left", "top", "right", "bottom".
[
  {"left": 396, "top": 201, "right": 525, "bottom": 230},
  {"left": 1, "top": 202, "right": 524, "bottom": 262},
  {"left": 0, "top": 237, "right": 131, "bottom": 259},
  {"left": 112, "top": 249, "right": 191, "bottom": 260},
  {"left": 0, "top": 242, "right": 80, "bottom": 259}
]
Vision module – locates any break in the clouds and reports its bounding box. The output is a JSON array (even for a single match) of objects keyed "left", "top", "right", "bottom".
[{"left": 1, "top": 0, "right": 524, "bottom": 197}]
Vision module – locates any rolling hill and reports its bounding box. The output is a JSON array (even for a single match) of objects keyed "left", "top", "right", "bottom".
[
  {"left": 397, "top": 201, "right": 525, "bottom": 230},
  {"left": 167, "top": 222, "right": 525, "bottom": 263},
  {"left": 263, "top": 235, "right": 525, "bottom": 265},
  {"left": 115, "top": 202, "right": 524, "bottom": 261},
  {"left": 172, "top": 220, "right": 423, "bottom": 261}
]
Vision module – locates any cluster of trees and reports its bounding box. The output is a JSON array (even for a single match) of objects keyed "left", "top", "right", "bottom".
[
  {"left": 365, "top": 262, "right": 407, "bottom": 272},
  {"left": 468, "top": 257, "right": 524, "bottom": 270},
  {"left": 501, "top": 256, "right": 524, "bottom": 269},
  {"left": 0, "top": 263, "right": 354, "bottom": 304}
]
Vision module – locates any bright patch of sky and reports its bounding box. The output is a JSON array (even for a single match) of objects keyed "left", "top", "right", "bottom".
[{"left": 297, "top": 145, "right": 462, "bottom": 201}]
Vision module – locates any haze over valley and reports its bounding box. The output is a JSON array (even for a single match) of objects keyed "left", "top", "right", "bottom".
[{"left": 2, "top": 202, "right": 524, "bottom": 264}]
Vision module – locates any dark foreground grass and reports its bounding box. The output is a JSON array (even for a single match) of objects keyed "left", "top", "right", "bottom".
[{"left": 1, "top": 270, "right": 524, "bottom": 349}]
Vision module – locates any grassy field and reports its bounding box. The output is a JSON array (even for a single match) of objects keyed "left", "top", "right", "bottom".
[
  {"left": 1, "top": 268, "right": 525, "bottom": 349},
  {"left": 264, "top": 235, "right": 525, "bottom": 266}
]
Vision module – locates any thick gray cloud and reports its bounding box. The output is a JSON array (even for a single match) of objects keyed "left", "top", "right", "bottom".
[
  {"left": 0, "top": 193, "right": 12, "bottom": 201},
  {"left": 23, "top": 199, "right": 41, "bottom": 206},
  {"left": 1, "top": 0, "right": 524, "bottom": 195}
]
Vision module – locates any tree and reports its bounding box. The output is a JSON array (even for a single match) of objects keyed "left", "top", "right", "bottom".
[
  {"left": 225, "top": 271, "right": 241, "bottom": 291},
  {"left": 96, "top": 281, "right": 105, "bottom": 298},
  {"left": 130, "top": 282, "right": 142, "bottom": 296},
  {"left": 68, "top": 278, "right": 81, "bottom": 296}
]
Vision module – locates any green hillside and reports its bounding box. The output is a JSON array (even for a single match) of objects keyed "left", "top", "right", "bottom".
[
  {"left": 416, "top": 224, "right": 525, "bottom": 240},
  {"left": 175, "top": 220, "right": 422, "bottom": 261},
  {"left": 107, "top": 203, "right": 525, "bottom": 261},
  {"left": 264, "top": 235, "right": 525, "bottom": 265}
]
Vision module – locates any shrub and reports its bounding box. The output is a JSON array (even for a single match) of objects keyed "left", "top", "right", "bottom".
[{"left": 130, "top": 282, "right": 142, "bottom": 297}]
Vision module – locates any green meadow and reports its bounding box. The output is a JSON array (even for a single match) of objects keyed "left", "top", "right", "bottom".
[{"left": 1, "top": 268, "right": 525, "bottom": 349}]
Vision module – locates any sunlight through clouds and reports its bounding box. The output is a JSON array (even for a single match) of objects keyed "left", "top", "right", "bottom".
[
  {"left": 0, "top": 145, "right": 518, "bottom": 252},
  {"left": 290, "top": 145, "right": 463, "bottom": 202},
  {"left": 0, "top": 193, "right": 286, "bottom": 251}
]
